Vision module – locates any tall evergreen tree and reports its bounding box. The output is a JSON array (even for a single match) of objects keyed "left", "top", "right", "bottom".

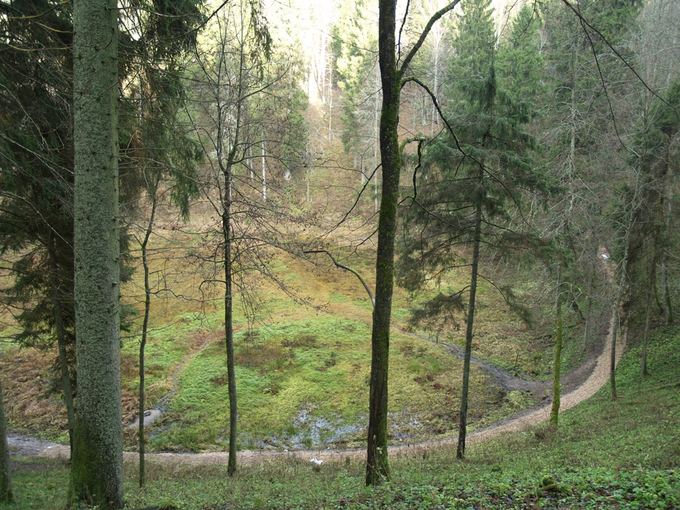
[
  {"left": 0, "top": 0, "right": 77, "bottom": 449},
  {"left": 0, "top": 0, "right": 203, "bottom": 457},
  {"left": 398, "top": 0, "right": 547, "bottom": 458},
  {"left": 69, "top": 0, "right": 123, "bottom": 506}
]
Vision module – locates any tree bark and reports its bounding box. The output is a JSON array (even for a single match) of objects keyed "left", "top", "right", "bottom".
[
  {"left": 222, "top": 174, "right": 237, "bottom": 477},
  {"left": 640, "top": 283, "right": 652, "bottom": 377},
  {"left": 662, "top": 260, "right": 673, "bottom": 325},
  {"left": 366, "top": 0, "right": 460, "bottom": 483},
  {"left": 261, "top": 138, "right": 267, "bottom": 202},
  {"left": 456, "top": 174, "right": 483, "bottom": 460},
  {"left": 366, "top": 0, "right": 400, "bottom": 485},
  {"left": 0, "top": 381, "right": 12, "bottom": 503},
  {"left": 582, "top": 264, "right": 594, "bottom": 352},
  {"left": 610, "top": 305, "right": 618, "bottom": 401},
  {"left": 373, "top": 88, "right": 380, "bottom": 214},
  {"left": 611, "top": 259, "right": 627, "bottom": 402},
  {"left": 661, "top": 152, "right": 674, "bottom": 325},
  {"left": 69, "top": 0, "right": 123, "bottom": 506}
]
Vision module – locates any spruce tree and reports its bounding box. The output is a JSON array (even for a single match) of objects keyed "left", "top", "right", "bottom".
[
  {"left": 398, "top": 0, "right": 547, "bottom": 459},
  {"left": 0, "top": 1, "right": 203, "bottom": 459},
  {"left": 69, "top": 0, "right": 123, "bottom": 506}
]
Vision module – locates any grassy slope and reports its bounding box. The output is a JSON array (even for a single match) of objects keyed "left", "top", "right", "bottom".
[
  {"left": 0, "top": 228, "right": 541, "bottom": 450},
  {"left": 0, "top": 167, "right": 598, "bottom": 452},
  {"left": 4, "top": 325, "right": 679, "bottom": 509}
]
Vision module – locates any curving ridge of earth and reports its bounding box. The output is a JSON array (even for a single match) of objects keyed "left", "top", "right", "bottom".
[{"left": 8, "top": 304, "right": 625, "bottom": 467}]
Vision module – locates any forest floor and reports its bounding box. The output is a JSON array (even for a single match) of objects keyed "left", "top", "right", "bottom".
[
  {"left": 0, "top": 218, "right": 579, "bottom": 452},
  {"left": 7, "top": 297, "right": 620, "bottom": 466},
  {"left": 3, "top": 323, "right": 679, "bottom": 509}
]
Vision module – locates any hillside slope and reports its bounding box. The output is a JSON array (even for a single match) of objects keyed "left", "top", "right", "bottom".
[{"left": 4, "top": 325, "right": 679, "bottom": 509}]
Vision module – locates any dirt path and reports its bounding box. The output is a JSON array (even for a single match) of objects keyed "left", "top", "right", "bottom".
[
  {"left": 402, "top": 330, "right": 547, "bottom": 395},
  {"left": 9, "top": 305, "right": 624, "bottom": 467}
]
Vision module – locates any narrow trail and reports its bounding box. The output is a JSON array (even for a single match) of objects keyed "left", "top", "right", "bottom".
[
  {"left": 125, "top": 330, "right": 217, "bottom": 430},
  {"left": 8, "top": 305, "right": 625, "bottom": 467},
  {"left": 401, "top": 330, "right": 547, "bottom": 396}
]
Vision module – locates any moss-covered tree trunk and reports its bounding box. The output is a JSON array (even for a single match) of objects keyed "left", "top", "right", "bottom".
[
  {"left": 582, "top": 267, "right": 594, "bottom": 352},
  {"left": 611, "top": 267, "right": 627, "bottom": 402},
  {"left": 70, "top": 0, "right": 123, "bottom": 507},
  {"left": 550, "top": 265, "right": 563, "bottom": 428},
  {"left": 366, "top": 0, "right": 400, "bottom": 486},
  {"left": 366, "top": 0, "right": 460, "bottom": 484},
  {"left": 610, "top": 305, "right": 618, "bottom": 400},
  {"left": 661, "top": 257, "right": 673, "bottom": 325},
  {"left": 661, "top": 146, "right": 674, "bottom": 325},
  {"left": 456, "top": 176, "right": 483, "bottom": 460},
  {"left": 0, "top": 381, "right": 12, "bottom": 504}
]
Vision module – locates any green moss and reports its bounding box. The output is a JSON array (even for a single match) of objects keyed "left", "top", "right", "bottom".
[{"left": 146, "top": 316, "right": 500, "bottom": 451}]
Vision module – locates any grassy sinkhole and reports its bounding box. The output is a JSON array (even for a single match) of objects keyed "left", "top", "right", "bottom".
[{"left": 139, "top": 316, "right": 519, "bottom": 452}]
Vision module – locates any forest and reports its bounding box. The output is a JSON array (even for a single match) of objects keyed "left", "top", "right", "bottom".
[{"left": 0, "top": 0, "right": 678, "bottom": 508}]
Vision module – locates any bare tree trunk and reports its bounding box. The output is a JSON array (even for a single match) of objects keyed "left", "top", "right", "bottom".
[
  {"left": 373, "top": 89, "right": 380, "bottom": 214},
  {"left": 661, "top": 159, "right": 674, "bottom": 324},
  {"left": 261, "top": 138, "right": 267, "bottom": 202},
  {"left": 610, "top": 305, "right": 619, "bottom": 401},
  {"left": 653, "top": 274, "right": 664, "bottom": 314},
  {"left": 328, "top": 65, "right": 334, "bottom": 141},
  {"left": 641, "top": 283, "right": 652, "bottom": 377},
  {"left": 360, "top": 155, "right": 366, "bottom": 186},
  {"left": 610, "top": 264, "right": 628, "bottom": 402},
  {"left": 431, "top": 25, "right": 441, "bottom": 128},
  {"left": 138, "top": 190, "right": 158, "bottom": 488},
  {"left": 222, "top": 179, "right": 237, "bottom": 476},
  {"left": 248, "top": 145, "right": 254, "bottom": 182},
  {"left": 550, "top": 264, "right": 563, "bottom": 428},
  {"left": 582, "top": 288, "right": 593, "bottom": 351},
  {"left": 662, "top": 258, "right": 673, "bottom": 325},
  {"left": 366, "top": 0, "right": 460, "bottom": 485},
  {"left": 366, "top": 0, "right": 400, "bottom": 486},
  {"left": 456, "top": 172, "right": 483, "bottom": 460},
  {"left": 47, "top": 236, "right": 76, "bottom": 456},
  {"left": 0, "top": 381, "right": 12, "bottom": 503}
]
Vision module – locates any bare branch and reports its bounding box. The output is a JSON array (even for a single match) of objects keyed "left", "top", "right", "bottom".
[
  {"left": 398, "top": 1, "right": 461, "bottom": 77},
  {"left": 303, "top": 249, "right": 375, "bottom": 307}
]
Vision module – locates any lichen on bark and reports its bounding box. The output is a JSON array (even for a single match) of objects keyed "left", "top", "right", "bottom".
[{"left": 69, "top": 0, "right": 123, "bottom": 507}]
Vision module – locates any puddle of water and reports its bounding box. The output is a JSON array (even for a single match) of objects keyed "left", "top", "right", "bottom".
[{"left": 247, "top": 408, "right": 364, "bottom": 449}]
